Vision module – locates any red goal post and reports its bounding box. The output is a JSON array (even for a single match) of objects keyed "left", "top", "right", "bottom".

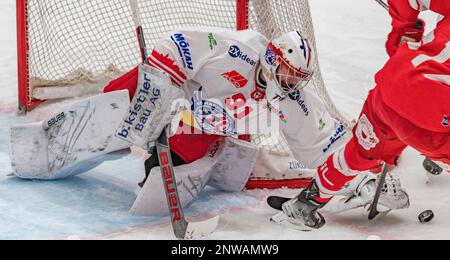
[{"left": 16, "top": 0, "right": 251, "bottom": 112}]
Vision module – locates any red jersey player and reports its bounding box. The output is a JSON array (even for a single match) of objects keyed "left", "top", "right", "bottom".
[{"left": 280, "top": 0, "right": 450, "bottom": 229}]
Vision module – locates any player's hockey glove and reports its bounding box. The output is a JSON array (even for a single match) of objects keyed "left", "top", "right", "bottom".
[{"left": 386, "top": 19, "right": 425, "bottom": 57}]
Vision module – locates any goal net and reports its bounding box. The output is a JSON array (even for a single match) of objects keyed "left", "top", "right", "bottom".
[{"left": 17, "top": 0, "right": 351, "bottom": 188}]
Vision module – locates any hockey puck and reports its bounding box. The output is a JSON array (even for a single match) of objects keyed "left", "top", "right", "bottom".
[
  {"left": 418, "top": 210, "right": 434, "bottom": 223},
  {"left": 423, "top": 158, "right": 443, "bottom": 175}
]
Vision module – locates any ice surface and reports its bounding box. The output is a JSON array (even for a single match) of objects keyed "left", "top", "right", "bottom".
[{"left": 0, "top": 0, "right": 448, "bottom": 240}]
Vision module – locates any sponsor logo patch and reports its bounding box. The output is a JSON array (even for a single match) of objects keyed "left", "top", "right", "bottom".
[
  {"left": 264, "top": 102, "right": 288, "bottom": 123},
  {"left": 288, "top": 90, "right": 309, "bottom": 116},
  {"left": 43, "top": 112, "right": 65, "bottom": 131},
  {"left": 322, "top": 123, "right": 346, "bottom": 154},
  {"left": 228, "top": 45, "right": 257, "bottom": 66},
  {"left": 319, "top": 119, "right": 326, "bottom": 131},
  {"left": 264, "top": 48, "right": 277, "bottom": 66},
  {"left": 289, "top": 161, "right": 307, "bottom": 170},
  {"left": 191, "top": 87, "right": 236, "bottom": 136},
  {"left": 208, "top": 141, "right": 222, "bottom": 158},
  {"left": 158, "top": 150, "right": 182, "bottom": 223},
  {"left": 221, "top": 70, "right": 249, "bottom": 89},
  {"left": 171, "top": 33, "right": 194, "bottom": 70},
  {"left": 208, "top": 33, "right": 217, "bottom": 50},
  {"left": 356, "top": 114, "right": 379, "bottom": 151},
  {"left": 116, "top": 72, "right": 161, "bottom": 140}
]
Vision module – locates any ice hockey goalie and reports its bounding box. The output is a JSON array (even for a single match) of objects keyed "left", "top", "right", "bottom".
[{"left": 10, "top": 27, "right": 352, "bottom": 216}]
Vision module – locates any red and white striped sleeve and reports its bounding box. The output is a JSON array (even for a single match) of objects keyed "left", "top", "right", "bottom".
[
  {"left": 147, "top": 49, "right": 187, "bottom": 88},
  {"left": 147, "top": 30, "right": 206, "bottom": 88}
]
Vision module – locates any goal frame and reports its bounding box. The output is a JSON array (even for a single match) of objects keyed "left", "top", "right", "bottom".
[
  {"left": 16, "top": 0, "right": 251, "bottom": 113},
  {"left": 15, "top": 0, "right": 336, "bottom": 189}
]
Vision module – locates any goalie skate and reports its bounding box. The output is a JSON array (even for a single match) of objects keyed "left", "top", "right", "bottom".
[{"left": 270, "top": 212, "right": 314, "bottom": 232}]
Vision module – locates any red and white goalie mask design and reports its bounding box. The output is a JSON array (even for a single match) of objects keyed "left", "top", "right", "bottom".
[{"left": 260, "top": 31, "right": 315, "bottom": 99}]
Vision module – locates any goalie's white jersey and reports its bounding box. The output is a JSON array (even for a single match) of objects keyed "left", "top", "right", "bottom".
[{"left": 149, "top": 27, "right": 350, "bottom": 168}]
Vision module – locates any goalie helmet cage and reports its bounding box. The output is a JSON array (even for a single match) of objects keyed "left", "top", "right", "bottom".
[{"left": 16, "top": 0, "right": 350, "bottom": 188}]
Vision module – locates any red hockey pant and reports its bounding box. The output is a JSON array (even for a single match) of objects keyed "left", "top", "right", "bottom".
[{"left": 316, "top": 86, "right": 450, "bottom": 197}]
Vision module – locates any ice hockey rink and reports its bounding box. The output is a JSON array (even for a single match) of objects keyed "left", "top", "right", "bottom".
[{"left": 0, "top": 0, "right": 448, "bottom": 240}]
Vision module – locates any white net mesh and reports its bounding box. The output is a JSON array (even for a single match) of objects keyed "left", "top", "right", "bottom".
[{"left": 22, "top": 0, "right": 350, "bottom": 155}]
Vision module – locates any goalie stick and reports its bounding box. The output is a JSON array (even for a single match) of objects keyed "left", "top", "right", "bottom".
[
  {"left": 129, "top": 0, "right": 219, "bottom": 239},
  {"left": 374, "top": 0, "right": 425, "bottom": 30},
  {"left": 374, "top": 0, "right": 389, "bottom": 11},
  {"left": 267, "top": 163, "right": 389, "bottom": 223}
]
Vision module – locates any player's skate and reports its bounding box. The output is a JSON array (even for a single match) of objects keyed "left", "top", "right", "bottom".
[{"left": 271, "top": 180, "right": 326, "bottom": 231}]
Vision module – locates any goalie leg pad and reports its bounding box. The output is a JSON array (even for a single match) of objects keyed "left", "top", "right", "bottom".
[
  {"left": 130, "top": 138, "right": 226, "bottom": 216},
  {"left": 10, "top": 91, "right": 131, "bottom": 180},
  {"left": 130, "top": 137, "right": 259, "bottom": 216},
  {"left": 251, "top": 149, "right": 316, "bottom": 183},
  {"left": 206, "top": 137, "right": 259, "bottom": 192}
]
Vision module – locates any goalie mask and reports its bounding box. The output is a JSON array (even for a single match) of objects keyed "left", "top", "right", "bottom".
[{"left": 260, "top": 31, "right": 315, "bottom": 99}]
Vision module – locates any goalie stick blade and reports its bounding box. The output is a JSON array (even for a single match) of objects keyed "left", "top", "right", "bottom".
[
  {"left": 270, "top": 212, "right": 313, "bottom": 232},
  {"left": 128, "top": 0, "right": 219, "bottom": 241},
  {"left": 155, "top": 127, "right": 219, "bottom": 240},
  {"left": 367, "top": 208, "right": 392, "bottom": 221},
  {"left": 183, "top": 216, "right": 220, "bottom": 240},
  {"left": 267, "top": 196, "right": 291, "bottom": 211},
  {"left": 374, "top": 0, "right": 389, "bottom": 11}
]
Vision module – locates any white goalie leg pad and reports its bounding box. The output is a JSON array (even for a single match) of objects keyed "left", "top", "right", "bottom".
[
  {"left": 207, "top": 137, "right": 259, "bottom": 192},
  {"left": 10, "top": 90, "right": 131, "bottom": 180},
  {"left": 115, "top": 64, "right": 185, "bottom": 150},
  {"left": 130, "top": 160, "right": 213, "bottom": 217},
  {"left": 130, "top": 138, "right": 225, "bottom": 216},
  {"left": 130, "top": 137, "right": 259, "bottom": 216},
  {"left": 328, "top": 172, "right": 410, "bottom": 213}
]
